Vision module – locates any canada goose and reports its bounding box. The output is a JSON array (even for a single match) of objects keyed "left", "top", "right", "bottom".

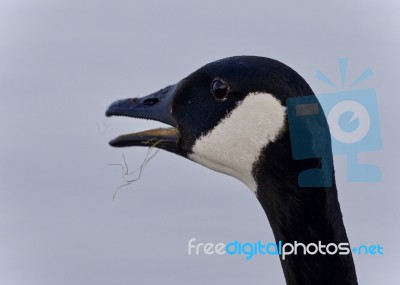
[{"left": 106, "top": 56, "right": 358, "bottom": 285}]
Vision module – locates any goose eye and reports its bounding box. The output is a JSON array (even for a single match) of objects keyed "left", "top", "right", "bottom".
[{"left": 211, "top": 79, "right": 229, "bottom": 100}]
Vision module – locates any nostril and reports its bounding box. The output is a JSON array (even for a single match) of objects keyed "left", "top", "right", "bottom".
[{"left": 143, "top": 98, "right": 159, "bottom": 105}]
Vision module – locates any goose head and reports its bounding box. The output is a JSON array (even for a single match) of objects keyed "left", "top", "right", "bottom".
[{"left": 105, "top": 55, "right": 357, "bottom": 285}]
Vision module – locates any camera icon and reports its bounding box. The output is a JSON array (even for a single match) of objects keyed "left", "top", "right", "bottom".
[{"left": 287, "top": 59, "right": 382, "bottom": 187}]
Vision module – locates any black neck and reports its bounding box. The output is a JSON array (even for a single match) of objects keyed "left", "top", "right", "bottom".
[{"left": 253, "top": 133, "right": 358, "bottom": 285}]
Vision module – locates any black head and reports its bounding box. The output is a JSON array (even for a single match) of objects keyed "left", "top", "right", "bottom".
[
  {"left": 105, "top": 56, "right": 314, "bottom": 158},
  {"left": 107, "top": 56, "right": 338, "bottom": 194}
]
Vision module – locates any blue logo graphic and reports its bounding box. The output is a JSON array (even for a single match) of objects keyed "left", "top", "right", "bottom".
[{"left": 287, "top": 59, "right": 382, "bottom": 186}]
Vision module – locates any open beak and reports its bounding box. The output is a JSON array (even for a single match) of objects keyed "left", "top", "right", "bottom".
[{"left": 105, "top": 84, "right": 180, "bottom": 152}]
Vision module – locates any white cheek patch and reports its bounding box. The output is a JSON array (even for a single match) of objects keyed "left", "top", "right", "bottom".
[{"left": 189, "top": 93, "right": 286, "bottom": 193}]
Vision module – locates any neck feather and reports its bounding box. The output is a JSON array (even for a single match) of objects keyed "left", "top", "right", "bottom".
[{"left": 253, "top": 133, "right": 358, "bottom": 285}]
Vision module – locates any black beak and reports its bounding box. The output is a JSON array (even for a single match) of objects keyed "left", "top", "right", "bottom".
[{"left": 105, "top": 84, "right": 180, "bottom": 152}]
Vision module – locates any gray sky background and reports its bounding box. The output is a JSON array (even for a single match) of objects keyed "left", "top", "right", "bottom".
[{"left": 1, "top": 1, "right": 399, "bottom": 284}]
